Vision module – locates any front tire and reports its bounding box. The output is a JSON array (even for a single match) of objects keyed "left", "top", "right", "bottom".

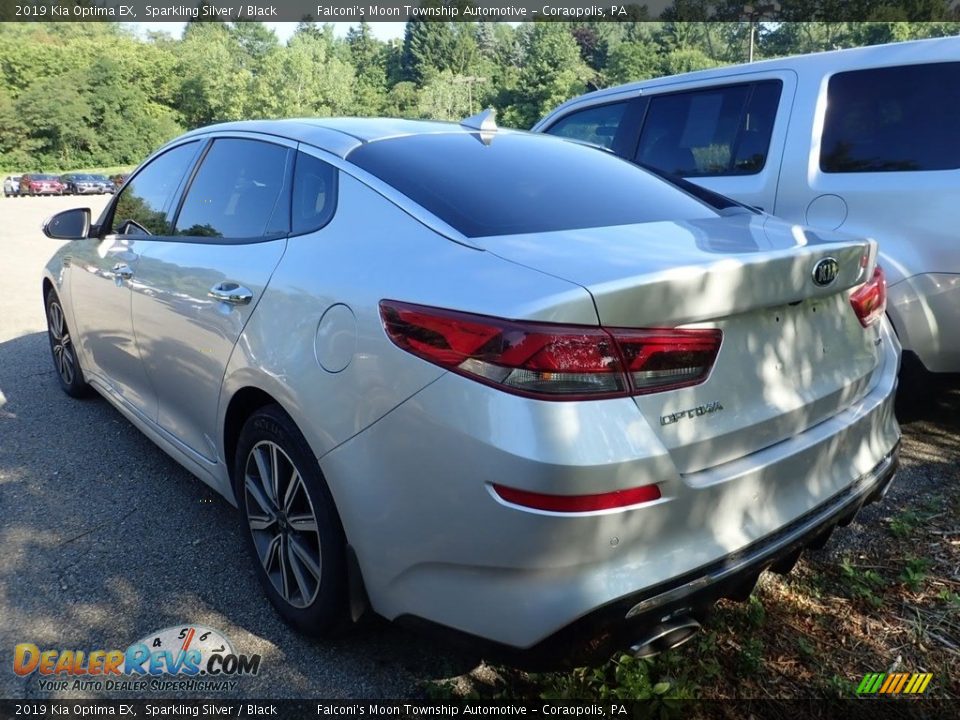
[
  {"left": 235, "top": 405, "right": 348, "bottom": 636},
  {"left": 45, "top": 289, "right": 90, "bottom": 398}
]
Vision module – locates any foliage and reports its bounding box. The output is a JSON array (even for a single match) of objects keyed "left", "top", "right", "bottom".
[{"left": 2, "top": 19, "right": 959, "bottom": 170}]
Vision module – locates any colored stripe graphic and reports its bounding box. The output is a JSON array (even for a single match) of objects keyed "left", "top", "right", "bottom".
[
  {"left": 857, "top": 672, "right": 933, "bottom": 695},
  {"left": 857, "top": 673, "right": 883, "bottom": 694}
]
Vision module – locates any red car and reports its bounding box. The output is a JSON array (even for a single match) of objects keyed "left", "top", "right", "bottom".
[{"left": 19, "top": 174, "right": 65, "bottom": 196}]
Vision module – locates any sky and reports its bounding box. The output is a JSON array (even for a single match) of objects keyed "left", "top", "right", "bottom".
[{"left": 132, "top": 21, "right": 407, "bottom": 42}]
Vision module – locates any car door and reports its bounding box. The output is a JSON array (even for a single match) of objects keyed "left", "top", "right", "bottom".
[
  {"left": 69, "top": 140, "right": 202, "bottom": 419},
  {"left": 129, "top": 135, "right": 294, "bottom": 463}
]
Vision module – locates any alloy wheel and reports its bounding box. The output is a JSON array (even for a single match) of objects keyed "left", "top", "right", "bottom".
[
  {"left": 47, "top": 300, "right": 75, "bottom": 387},
  {"left": 244, "top": 440, "right": 323, "bottom": 608}
]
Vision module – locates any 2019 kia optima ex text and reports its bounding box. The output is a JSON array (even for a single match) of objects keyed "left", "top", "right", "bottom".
[{"left": 41, "top": 115, "right": 900, "bottom": 664}]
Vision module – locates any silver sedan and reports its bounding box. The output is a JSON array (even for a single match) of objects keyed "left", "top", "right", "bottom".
[{"left": 41, "top": 116, "right": 900, "bottom": 663}]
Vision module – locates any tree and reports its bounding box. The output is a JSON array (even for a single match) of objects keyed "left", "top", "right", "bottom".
[
  {"left": 501, "top": 23, "right": 592, "bottom": 129},
  {"left": 347, "top": 22, "right": 388, "bottom": 114}
]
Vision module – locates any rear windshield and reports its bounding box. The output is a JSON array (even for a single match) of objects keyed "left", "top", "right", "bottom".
[
  {"left": 347, "top": 132, "right": 717, "bottom": 237},
  {"left": 34, "top": 174, "right": 58, "bottom": 180}
]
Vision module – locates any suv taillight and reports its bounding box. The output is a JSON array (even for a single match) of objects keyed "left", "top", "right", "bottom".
[
  {"left": 379, "top": 300, "right": 722, "bottom": 401},
  {"left": 850, "top": 266, "right": 887, "bottom": 328}
]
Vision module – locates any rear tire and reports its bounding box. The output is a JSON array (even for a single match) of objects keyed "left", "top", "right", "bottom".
[
  {"left": 45, "top": 289, "right": 91, "bottom": 398},
  {"left": 235, "top": 404, "right": 349, "bottom": 636}
]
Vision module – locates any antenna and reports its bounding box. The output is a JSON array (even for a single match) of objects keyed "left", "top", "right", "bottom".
[{"left": 460, "top": 108, "right": 498, "bottom": 133}]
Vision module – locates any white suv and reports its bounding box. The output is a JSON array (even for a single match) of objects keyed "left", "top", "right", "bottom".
[{"left": 535, "top": 36, "right": 960, "bottom": 380}]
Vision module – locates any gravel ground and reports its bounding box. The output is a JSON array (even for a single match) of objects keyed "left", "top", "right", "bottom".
[{"left": 0, "top": 196, "right": 956, "bottom": 700}]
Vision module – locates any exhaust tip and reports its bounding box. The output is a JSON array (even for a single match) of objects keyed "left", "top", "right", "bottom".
[{"left": 629, "top": 616, "right": 701, "bottom": 659}]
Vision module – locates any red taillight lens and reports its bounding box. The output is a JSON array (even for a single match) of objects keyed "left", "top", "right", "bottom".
[
  {"left": 613, "top": 328, "right": 723, "bottom": 395},
  {"left": 379, "top": 300, "right": 722, "bottom": 400},
  {"left": 850, "top": 266, "right": 887, "bottom": 328},
  {"left": 492, "top": 482, "right": 661, "bottom": 512}
]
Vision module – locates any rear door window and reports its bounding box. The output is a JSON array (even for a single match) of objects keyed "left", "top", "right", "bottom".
[
  {"left": 635, "top": 81, "right": 782, "bottom": 177},
  {"left": 173, "top": 138, "right": 293, "bottom": 240},
  {"left": 820, "top": 62, "right": 960, "bottom": 173}
]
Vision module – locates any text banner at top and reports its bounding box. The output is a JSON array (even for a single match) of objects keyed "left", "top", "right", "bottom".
[{"left": 4, "top": 0, "right": 960, "bottom": 23}]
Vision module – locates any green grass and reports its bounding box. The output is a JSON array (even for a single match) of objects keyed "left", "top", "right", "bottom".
[{"left": 54, "top": 165, "right": 134, "bottom": 176}]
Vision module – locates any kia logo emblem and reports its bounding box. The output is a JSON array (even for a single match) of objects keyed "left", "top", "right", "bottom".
[{"left": 812, "top": 257, "right": 839, "bottom": 287}]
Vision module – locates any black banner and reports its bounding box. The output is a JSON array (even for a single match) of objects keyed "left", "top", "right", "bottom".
[
  {"left": 2, "top": 0, "right": 960, "bottom": 23},
  {"left": 0, "top": 700, "right": 958, "bottom": 720}
]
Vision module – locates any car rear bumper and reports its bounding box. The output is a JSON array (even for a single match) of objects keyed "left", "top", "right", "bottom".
[
  {"left": 401, "top": 442, "right": 898, "bottom": 666},
  {"left": 321, "top": 319, "right": 901, "bottom": 650}
]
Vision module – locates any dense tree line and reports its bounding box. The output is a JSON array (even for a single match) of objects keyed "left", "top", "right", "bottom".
[{"left": 1, "top": 19, "right": 958, "bottom": 171}]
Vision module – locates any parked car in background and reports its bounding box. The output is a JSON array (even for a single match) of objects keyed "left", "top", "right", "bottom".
[
  {"left": 90, "top": 174, "right": 116, "bottom": 193},
  {"left": 3, "top": 175, "right": 21, "bottom": 197},
  {"left": 535, "top": 36, "right": 960, "bottom": 384},
  {"left": 40, "top": 116, "right": 900, "bottom": 663},
  {"left": 19, "top": 173, "right": 65, "bottom": 196},
  {"left": 61, "top": 173, "right": 111, "bottom": 195}
]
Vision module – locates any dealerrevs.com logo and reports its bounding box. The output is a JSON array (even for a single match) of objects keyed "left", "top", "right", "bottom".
[{"left": 13, "top": 625, "right": 262, "bottom": 693}]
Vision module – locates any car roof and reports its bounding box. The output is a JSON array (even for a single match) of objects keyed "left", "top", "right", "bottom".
[
  {"left": 539, "top": 35, "right": 960, "bottom": 121},
  {"left": 177, "top": 117, "right": 523, "bottom": 159}
]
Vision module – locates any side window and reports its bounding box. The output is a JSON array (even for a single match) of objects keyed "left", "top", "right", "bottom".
[
  {"left": 292, "top": 151, "right": 338, "bottom": 235},
  {"left": 544, "top": 102, "right": 629, "bottom": 150},
  {"left": 174, "top": 138, "right": 293, "bottom": 239},
  {"left": 821, "top": 62, "right": 960, "bottom": 173},
  {"left": 111, "top": 142, "right": 199, "bottom": 235},
  {"left": 635, "top": 81, "right": 782, "bottom": 177}
]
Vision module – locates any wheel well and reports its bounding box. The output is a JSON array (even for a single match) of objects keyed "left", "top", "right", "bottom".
[
  {"left": 42, "top": 278, "right": 53, "bottom": 303},
  {"left": 223, "top": 387, "right": 280, "bottom": 498}
]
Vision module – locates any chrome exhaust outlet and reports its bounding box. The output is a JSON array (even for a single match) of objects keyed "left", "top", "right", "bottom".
[{"left": 629, "top": 616, "right": 701, "bottom": 659}]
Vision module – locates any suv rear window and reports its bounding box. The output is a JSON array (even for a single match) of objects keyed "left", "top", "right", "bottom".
[
  {"left": 821, "top": 62, "right": 960, "bottom": 173},
  {"left": 347, "top": 132, "right": 717, "bottom": 238}
]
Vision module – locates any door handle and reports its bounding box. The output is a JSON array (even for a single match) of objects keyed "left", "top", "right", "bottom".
[
  {"left": 112, "top": 263, "right": 134, "bottom": 280},
  {"left": 208, "top": 282, "right": 253, "bottom": 305}
]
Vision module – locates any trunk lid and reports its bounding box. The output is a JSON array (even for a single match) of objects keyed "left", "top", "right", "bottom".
[{"left": 476, "top": 214, "right": 882, "bottom": 474}]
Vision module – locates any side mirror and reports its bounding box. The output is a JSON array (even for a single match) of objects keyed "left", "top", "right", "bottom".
[{"left": 43, "top": 208, "right": 91, "bottom": 240}]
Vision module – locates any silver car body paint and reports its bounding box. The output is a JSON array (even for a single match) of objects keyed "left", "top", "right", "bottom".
[{"left": 43, "top": 119, "right": 901, "bottom": 649}]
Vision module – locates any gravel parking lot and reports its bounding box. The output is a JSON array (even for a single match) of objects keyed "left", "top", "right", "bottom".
[{"left": 1, "top": 197, "right": 957, "bottom": 700}]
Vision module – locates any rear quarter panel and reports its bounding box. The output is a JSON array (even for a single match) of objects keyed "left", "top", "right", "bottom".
[{"left": 218, "top": 165, "right": 598, "bottom": 489}]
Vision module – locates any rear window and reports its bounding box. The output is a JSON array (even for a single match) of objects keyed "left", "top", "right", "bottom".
[
  {"left": 821, "top": 62, "right": 960, "bottom": 173},
  {"left": 347, "top": 132, "right": 717, "bottom": 238}
]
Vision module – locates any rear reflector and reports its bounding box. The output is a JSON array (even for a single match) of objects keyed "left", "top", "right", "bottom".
[
  {"left": 492, "top": 483, "right": 661, "bottom": 512},
  {"left": 850, "top": 266, "right": 887, "bottom": 328},
  {"left": 379, "top": 300, "right": 722, "bottom": 400}
]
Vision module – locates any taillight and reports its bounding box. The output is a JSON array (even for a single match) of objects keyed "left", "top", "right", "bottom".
[
  {"left": 850, "top": 266, "right": 887, "bottom": 328},
  {"left": 379, "top": 300, "right": 722, "bottom": 400},
  {"left": 613, "top": 328, "right": 723, "bottom": 395}
]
